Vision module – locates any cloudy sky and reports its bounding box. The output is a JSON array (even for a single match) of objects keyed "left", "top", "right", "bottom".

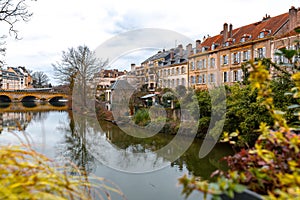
[{"left": 2, "top": 0, "right": 300, "bottom": 84}]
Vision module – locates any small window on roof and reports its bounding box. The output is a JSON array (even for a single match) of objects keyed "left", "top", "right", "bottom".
[{"left": 258, "top": 29, "right": 271, "bottom": 39}]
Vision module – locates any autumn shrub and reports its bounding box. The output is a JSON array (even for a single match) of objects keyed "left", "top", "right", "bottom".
[
  {"left": 0, "top": 139, "right": 125, "bottom": 200},
  {"left": 179, "top": 58, "right": 300, "bottom": 200}
]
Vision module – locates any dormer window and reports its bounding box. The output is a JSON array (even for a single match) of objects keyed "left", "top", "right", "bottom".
[
  {"left": 224, "top": 38, "right": 235, "bottom": 47},
  {"left": 240, "top": 34, "right": 252, "bottom": 42},
  {"left": 202, "top": 46, "right": 209, "bottom": 52},
  {"left": 211, "top": 43, "right": 219, "bottom": 50},
  {"left": 212, "top": 43, "right": 215, "bottom": 50},
  {"left": 258, "top": 29, "right": 271, "bottom": 38}
]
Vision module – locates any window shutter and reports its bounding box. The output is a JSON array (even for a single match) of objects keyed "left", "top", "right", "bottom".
[
  {"left": 227, "top": 71, "right": 229, "bottom": 82},
  {"left": 226, "top": 55, "right": 229, "bottom": 64},
  {"left": 208, "top": 58, "right": 211, "bottom": 68},
  {"left": 262, "top": 47, "right": 266, "bottom": 58},
  {"left": 237, "top": 52, "right": 241, "bottom": 63},
  {"left": 231, "top": 53, "right": 234, "bottom": 64},
  {"left": 241, "top": 52, "right": 244, "bottom": 62},
  {"left": 248, "top": 50, "right": 251, "bottom": 60},
  {"left": 254, "top": 48, "right": 258, "bottom": 58},
  {"left": 220, "top": 56, "right": 223, "bottom": 66},
  {"left": 238, "top": 69, "right": 242, "bottom": 81}
]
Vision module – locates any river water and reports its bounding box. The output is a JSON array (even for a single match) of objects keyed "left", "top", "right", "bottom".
[{"left": 0, "top": 103, "right": 232, "bottom": 200}]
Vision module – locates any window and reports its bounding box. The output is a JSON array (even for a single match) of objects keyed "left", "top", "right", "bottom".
[
  {"left": 243, "top": 51, "right": 250, "bottom": 61},
  {"left": 176, "top": 79, "right": 180, "bottom": 86},
  {"left": 181, "top": 78, "right": 185, "bottom": 86},
  {"left": 190, "top": 62, "right": 195, "bottom": 70},
  {"left": 203, "top": 59, "right": 206, "bottom": 69},
  {"left": 209, "top": 73, "right": 215, "bottom": 83},
  {"left": 168, "top": 69, "right": 170, "bottom": 75},
  {"left": 176, "top": 67, "right": 179, "bottom": 75},
  {"left": 233, "top": 71, "right": 238, "bottom": 82},
  {"left": 171, "top": 68, "right": 174, "bottom": 75},
  {"left": 181, "top": 66, "right": 185, "bottom": 74},
  {"left": 223, "top": 71, "right": 229, "bottom": 82},
  {"left": 190, "top": 76, "right": 195, "bottom": 84},
  {"left": 257, "top": 47, "right": 266, "bottom": 58},
  {"left": 221, "top": 55, "right": 229, "bottom": 65},
  {"left": 259, "top": 32, "right": 265, "bottom": 38},
  {"left": 198, "top": 75, "right": 202, "bottom": 84},
  {"left": 232, "top": 52, "right": 241, "bottom": 64},
  {"left": 197, "top": 61, "right": 202, "bottom": 69},
  {"left": 203, "top": 74, "right": 206, "bottom": 83},
  {"left": 210, "top": 58, "right": 215, "bottom": 68}
]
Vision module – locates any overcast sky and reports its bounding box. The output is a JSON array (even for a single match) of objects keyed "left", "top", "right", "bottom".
[{"left": 2, "top": 0, "right": 300, "bottom": 84}]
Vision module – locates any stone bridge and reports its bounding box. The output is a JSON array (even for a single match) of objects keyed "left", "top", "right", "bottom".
[{"left": 0, "top": 90, "right": 69, "bottom": 102}]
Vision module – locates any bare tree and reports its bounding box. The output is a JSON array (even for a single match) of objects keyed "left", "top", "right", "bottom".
[
  {"left": 52, "top": 45, "right": 107, "bottom": 106},
  {"left": 0, "top": 0, "right": 35, "bottom": 63},
  {"left": 0, "top": 0, "right": 34, "bottom": 37},
  {"left": 32, "top": 71, "right": 49, "bottom": 88}
]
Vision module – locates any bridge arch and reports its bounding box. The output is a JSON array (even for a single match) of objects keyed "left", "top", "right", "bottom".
[
  {"left": 21, "top": 95, "right": 39, "bottom": 102},
  {"left": 49, "top": 96, "right": 67, "bottom": 102},
  {"left": 0, "top": 95, "right": 12, "bottom": 103}
]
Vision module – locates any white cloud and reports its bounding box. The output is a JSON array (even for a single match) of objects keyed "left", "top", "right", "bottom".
[{"left": 2, "top": 0, "right": 300, "bottom": 84}]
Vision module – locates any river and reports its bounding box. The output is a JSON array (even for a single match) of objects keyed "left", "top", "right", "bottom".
[{"left": 0, "top": 102, "right": 233, "bottom": 200}]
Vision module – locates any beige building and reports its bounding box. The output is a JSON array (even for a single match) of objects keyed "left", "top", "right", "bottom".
[
  {"left": 188, "top": 7, "right": 300, "bottom": 89},
  {"left": 138, "top": 44, "right": 189, "bottom": 90},
  {"left": 1, "top": 66, "right": 32, "bottom": 90}
]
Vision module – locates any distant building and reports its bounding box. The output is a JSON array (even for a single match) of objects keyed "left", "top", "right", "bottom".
[
  {"left": 0, "top": 66, "right": 32, "bottom": 90},
  {"left": 138, "top": 45, "right": 189, "bottom": 91}
]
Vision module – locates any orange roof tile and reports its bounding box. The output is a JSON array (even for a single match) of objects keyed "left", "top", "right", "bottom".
[{"left": 199, "top": 12, "right": 289, "bottom": 51}]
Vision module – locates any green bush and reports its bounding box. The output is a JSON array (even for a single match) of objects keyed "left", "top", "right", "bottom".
[{"left": 133, "top": 109, "right": 150, "bottom": 126}]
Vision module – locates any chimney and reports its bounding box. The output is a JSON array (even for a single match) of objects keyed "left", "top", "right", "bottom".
[
  {"left": 196, "top": 40, "right": 201, "bottom": 52},
  {"left": 229, "top": 24, "right": 233, "bottom": 38},
  {"left": 223, "top": 23, "right": 228, "bottom": 43},
  {"left": 131, "top": 63, "right": 136, "bottom": 72},
  {"left": 178, "top": 44, "right": 183, "bottom": 57},
  {"left": 170, "top": 48, "right": 175, "bottom": 60},
  {"left": 186, "top": 43, "right": 193, "bottom": 56},
  {"left": 289, "top": 6, "right": 297, "bottom": 31}
]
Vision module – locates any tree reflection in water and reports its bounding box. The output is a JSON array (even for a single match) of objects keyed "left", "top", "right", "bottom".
[
  {"left": 55, "top": 110, "right": 233, "bottom": 178},
  {"left": 56, "top": 111, "right": 97, "bottom": 175}
]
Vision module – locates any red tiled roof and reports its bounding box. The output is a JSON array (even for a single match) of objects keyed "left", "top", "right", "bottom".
[{"left": 200, "top": 12, "right": 289, "bottom": 51}]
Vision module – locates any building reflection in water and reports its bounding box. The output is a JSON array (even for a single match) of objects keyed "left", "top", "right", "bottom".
[
  {"left": 0, "top": 112, "right": 32, "bottom": 133},
  {"left": 0, "top": 102, "right": 68, "bottom": 134}
]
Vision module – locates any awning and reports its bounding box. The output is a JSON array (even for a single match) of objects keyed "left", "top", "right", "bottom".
[{"left": 140, "top": 94, "right": 156, "bottom": 99}]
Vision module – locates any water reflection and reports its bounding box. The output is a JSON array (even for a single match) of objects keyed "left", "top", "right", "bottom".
[
  {"left": 0, "top": 102, "right": 68, "bottom": 134},
  {"left": 97, "top": 120, "right": 232, "bottom": 178},
  {"left": 0, "top": 102, "right": 232, "bottom": 178},
  {"left": 57, "top": 112, "right": 97, "bottom": 174}
]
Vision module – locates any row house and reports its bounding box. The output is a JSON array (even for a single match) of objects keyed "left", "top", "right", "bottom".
[
  {"left": 0, "top": 66, "right": 32, "bottom": 90},
  {"left": 138, "top": 45, "right": 189, "bottom": 90},
  {"left": 189, "top": 6, "right": 300, "bottom": 89}
]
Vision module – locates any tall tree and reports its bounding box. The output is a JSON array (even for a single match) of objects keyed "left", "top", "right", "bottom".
[
  {"left": 52, "top": 45, "right": 107, "bottom": 106},
  {"left": 32, "top": 71, "right": 49, "bottom": 88}
]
